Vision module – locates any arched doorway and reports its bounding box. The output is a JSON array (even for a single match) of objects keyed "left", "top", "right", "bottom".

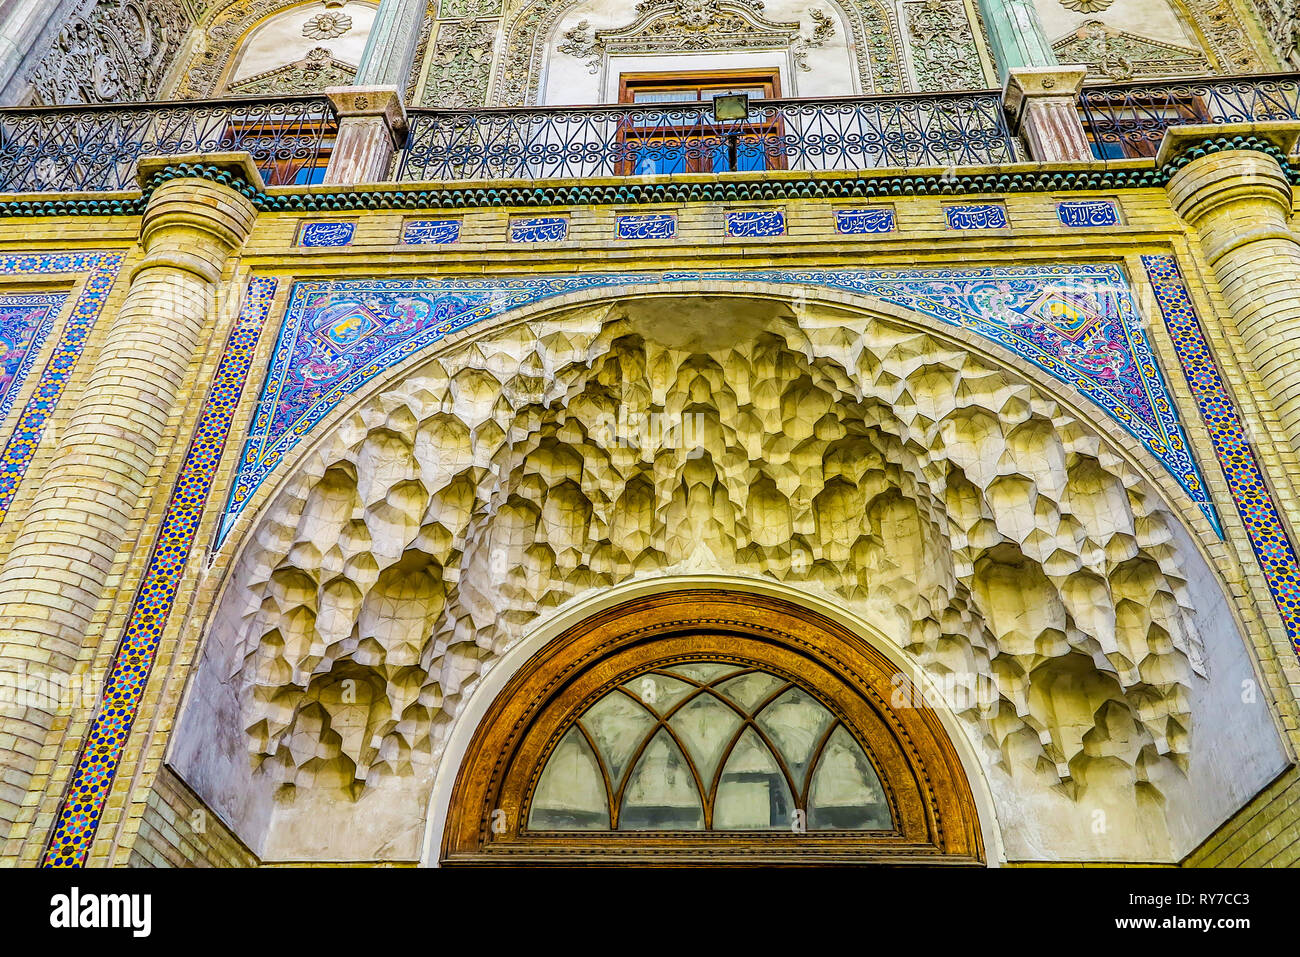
[{"left": 441, "top": 590, "right": 984, "bottom": 865}]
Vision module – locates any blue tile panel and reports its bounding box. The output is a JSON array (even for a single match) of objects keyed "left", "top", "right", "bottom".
[
  {"left": 0, "top": 253, "right": 124, "bottom": 523},
  {"left": 1143, "top": 254, "right": 1300, "bottom": 658},
  {"left": 41, "top": 276, "right": 278, "bottom": 868},
  {"left": 220, "top": 265, "right": 1215, "bottom": 543},
  {"left": 945, "top": 204, "right": 1008, "bottom": 229},
  {"left": 835, "top": 208, "right": 895, "bottom": 234},
  {"left": 617, "top": 214, "right": 677, "bottom": 240},
  {"left": 726, "top": 210, "right": 785, "bottom": 237},
  {"left": 403, "top": 219, "right": 461, "bottom": 245},
  {"left": 1058, "top": 200, "right": 1120, "bottom": 228},
  {"left": 299, "top": 221, "right": 356, "bottom": 247},
  {"left": 510, "top": 217, "right": 567, "bottom": 242}
]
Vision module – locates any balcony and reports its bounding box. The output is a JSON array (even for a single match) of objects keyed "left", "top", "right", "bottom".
[{"left": 0, "top": 74, "right": 1295, "bottom": 195}]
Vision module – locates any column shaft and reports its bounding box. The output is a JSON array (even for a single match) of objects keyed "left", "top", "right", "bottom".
[
  {"left": 0, "top": 172, "right": 255, "bottom": 856},
  {"left": 354, "top": 0, "right": 427, "bottom": 89}
]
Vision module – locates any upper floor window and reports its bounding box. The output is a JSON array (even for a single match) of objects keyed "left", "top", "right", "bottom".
[{"left": 616, "top": 69, "right": 784, "bottom": 175}]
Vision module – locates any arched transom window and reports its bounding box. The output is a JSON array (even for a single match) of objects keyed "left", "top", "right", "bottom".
[
  {"left": 531, "top": 662, "right": 892, "bottom": 832},
  {"left": 442, "top": 591, "right": 983, "bottom": 865}
]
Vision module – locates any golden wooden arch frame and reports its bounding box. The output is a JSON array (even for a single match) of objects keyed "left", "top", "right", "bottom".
[{"left": 443, "top": 590, "right": 985, "bottom": 865}]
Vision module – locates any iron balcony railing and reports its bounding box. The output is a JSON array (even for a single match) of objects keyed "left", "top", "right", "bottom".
[
  {"left": 0, "top": 94, "right": 336, "bottom": 193},
  {"left": 394, "top": 90, "right": 1020, "bottom": 182},
  {"left": 1078, "top": 73, "right": 1300, "bottom": 159}
]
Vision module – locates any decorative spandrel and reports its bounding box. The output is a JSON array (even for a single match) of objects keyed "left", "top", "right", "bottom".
[{"left": 526, "top": 661, "right": 893, "bottom": 832}]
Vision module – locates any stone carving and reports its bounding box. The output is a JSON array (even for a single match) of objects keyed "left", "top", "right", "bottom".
[
  {"left": 501, "top": 0, "right": 903, "bottom": 105},
  {"left": 421, "top": 17, "right": 496, "bottom": 108},
  {"left": 27, "top": 0, "right": 192, "bottom": 105},
  {"left": 1058, "top": 0, "right": 1113, "bottom": 9},
  {"left": 559, "top": 0, "right": 834, "bottom": 74},
  {"left": 1052, "top": 20, "right": 1210, "bottom": 81},
  {"left": 440, "top": 0, "right": 502, "bottom": 15},
  {"left": 221, "top": 297, "right": 1204, "bottom": 802},
  {"left": 227, "top": 46, "right": 357, "bottom": 94},
  {"left": 1183, "top": 0, "right": 1264, "bottom": 73},
  {"left": 903, "top": 0, "right": 986, "bottom": 93},
  {"left": 302, "top": 11, "right": 353, "bottom": 39},
  {"left": 1249, "top": 0, "right": 1299, "bottom": 67}
]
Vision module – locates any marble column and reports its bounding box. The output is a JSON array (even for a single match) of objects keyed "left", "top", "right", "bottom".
[
  {"left": 1004, "top": 66, "right": 1093, "bottom": 163},
  {"left": 977, "top": 0, "right": 1059, "bottom": 84},
  {"left": 354, "top": 0, "right": 428, "bottom": 90},
  {"left": 323, "top": 85, "right": 409, "bottom": 185}
]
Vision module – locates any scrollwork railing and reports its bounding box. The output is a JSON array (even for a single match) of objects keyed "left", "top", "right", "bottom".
[
  {"left": 396, "top": 91, "right": 1018, "bottom": 182},
  {"left": 0, "top": 95, "right": 336, "bottom": 193},
  {"left": 1078, "top": 74, "right": 1300, "bottom": 159}
]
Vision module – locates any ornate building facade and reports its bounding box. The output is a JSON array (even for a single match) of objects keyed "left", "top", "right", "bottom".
[{"left": 0, "top": 0, "right": 1296, "bottom": 867}]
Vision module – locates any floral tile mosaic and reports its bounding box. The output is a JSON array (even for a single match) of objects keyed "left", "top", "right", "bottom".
[
  {"left": 0, "top": 253, "right": 123, "bottom": 524},
  {"left": 219, "top": 265, "right": 1215, "bottom": 543}
]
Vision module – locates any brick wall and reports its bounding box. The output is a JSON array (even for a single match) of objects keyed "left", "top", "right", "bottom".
[{"left": 126, "top": 766, "right": 257, "bottom": 868}]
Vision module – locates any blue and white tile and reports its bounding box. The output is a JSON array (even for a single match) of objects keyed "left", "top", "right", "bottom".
[
  {"left": 1057, "top": 200, "right": 1120, "bottom": 228},
  {"left": 617, "top": 214, "right": 676, "bottom": 241},
  {"left": 510, "top": 217, "right": 568, "bottom": 243},
  {"left": 403, "top": 219, "right": 462, "bottom": 245},
  {"left": 944, "top": 204, "right": 1008, "bottom": 230},
  {"left": 299, "top": 221, "right": 356, "bottom": 247},
  {"left": 726, "top": 210, "right": 785, "bottom": 238},
  {"left": 835, "top": 208, "right": 895, "bottom": 235}
]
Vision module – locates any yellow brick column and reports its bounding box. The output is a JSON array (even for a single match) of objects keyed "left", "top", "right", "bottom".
[
  {"left": 0, "top": 155, "right": 259, "bottom": 858},
  {"left": 1162, "top": 123, "right": 1300, "bottom": 453}
]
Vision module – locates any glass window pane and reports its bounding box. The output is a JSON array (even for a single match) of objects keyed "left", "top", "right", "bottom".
[
  {"left": 528, "top": 726, "right": 610, "bottom": 830},
  {"left": 632, "top": 90, "right": 698, "bottom": 103},
  {"left": 619, "top": 729, "right": 705, "bottom": 829},
  {"left": 715, "top": 671, "right": 785, "bottom": 712},
  {"left": 808, "top": 726, "right": 892, "bottom": 830},
  {"left": 622, "top": 672, "right": 695, "bottom": 714},
  {"left": 756, "top": 687, "right": 834, "bottom": 788},
  {"left": 714, "top": 727, "right": 793, "bottom": 829},
  {"left": 581, "top": 691, "right": 656, "bottom": 788},
  {"left": 668, "top": 691, "right": 742, "bottom": 790}
]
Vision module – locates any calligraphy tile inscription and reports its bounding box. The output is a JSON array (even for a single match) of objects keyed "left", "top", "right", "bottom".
[
  {"left": 298, "top": 222, "right": 356, "bottom": 247},
  {"left": 510, "top": 217, "right": 568, "bottom": 243},
  {"left": 403, "top": 219, "right": 462, "bottom": 245},
  {"left": 944, "top": 204, "right": 1008, "bottom": 230},
  {"left": 616, "top": 214, "right": 677, "bottom": 241},
  {"left": 1057, "top": 200, "right": 1121, "bottom": 228},
  {"left": 835, "top": 208, "right": 896, "bottom": 234},
  {"left": 727, "top": 210, "right": 785, "bottom": 238}
]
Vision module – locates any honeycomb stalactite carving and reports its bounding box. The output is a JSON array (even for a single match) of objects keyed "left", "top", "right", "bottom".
[{"left": 223, "top": 301, "right": 1203, "bottom": 806}]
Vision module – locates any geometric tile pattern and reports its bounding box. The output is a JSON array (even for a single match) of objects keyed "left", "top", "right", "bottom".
[
  {"left": 40, "top": 276, "right": 278, "bottom": 867},
  {"left": 1142, "top": 254, "right": 1300, "bottom": 657},
  {"left": 0, "top": 253, "right": 123, "bottom": 524},
  {"left": 218, "top": 264, "right": 1215, "bottom": 544}
]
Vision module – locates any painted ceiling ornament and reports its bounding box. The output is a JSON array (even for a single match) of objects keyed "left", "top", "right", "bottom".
[
  {"left": 302, "top": 10, "right": 353, "bottom": 39},
  {"left": 558, "top": 0, "right": 835, "bottom": 74},
  {"left": 1052, "top": 19, "right": 1210, "bottom": 80},
  {"left": 1058, "top": 0, "right": 1113, "bottom": 11}
]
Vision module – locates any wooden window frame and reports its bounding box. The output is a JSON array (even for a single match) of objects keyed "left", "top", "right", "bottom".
[
  {"left": 441, "top": 590, "right": 985, "bottom": 866},
  {"left": 615, "top": 69, "right": 787, "bottom": 176}
]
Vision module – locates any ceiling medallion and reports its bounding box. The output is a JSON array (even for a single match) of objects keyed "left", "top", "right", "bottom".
[{"left": 302, "top": 11, "right": 353, "bottom": 40}]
